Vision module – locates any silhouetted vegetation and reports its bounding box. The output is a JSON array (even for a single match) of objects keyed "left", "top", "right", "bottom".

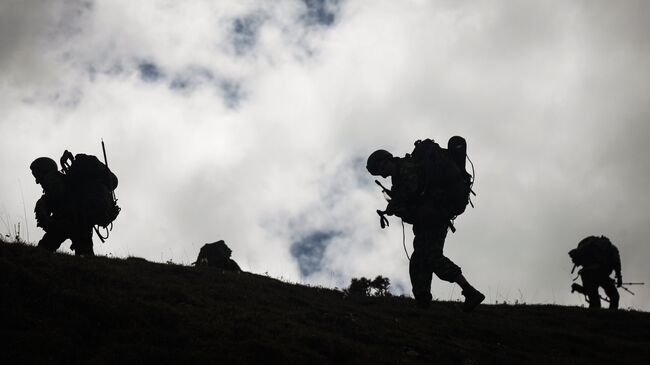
[
  {"left": 344, "top": 276, "right": 392, "bottom": 297},
  {"left": 1, "top": 239, "right": 649, "bottom": 364}
]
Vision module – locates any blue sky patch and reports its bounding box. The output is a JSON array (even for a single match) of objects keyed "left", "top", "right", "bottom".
[
  {"left": 138, "top": 62, "right": 163, "bottom": 82},
  {"left": 291, "top": 230, "right": 339, "bottom": 277},
  {"left": 301, "top": 0, "right": 340, "bottom": 27},
  {"left": 169, "top": 67, "right": 214, "bottom": 91},
  {"left": 231, "top": 14, "right": 266, "bottom": 55},
  {"left": 218, "top": 79, "right": 244, "bottom": 108}
]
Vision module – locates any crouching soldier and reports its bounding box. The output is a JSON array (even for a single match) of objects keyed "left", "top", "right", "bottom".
[
  {"left": 30, "top": 157, "right": 94, "bottom": 256},
  {"left": 569, "top": 235, "right": 622, "bottom": 310},
  {"left": 193, "top": 240, "right": 242, "bottom": 272},
  {"left": 30, "top": 149, "right": 120, "bottom": 256}
]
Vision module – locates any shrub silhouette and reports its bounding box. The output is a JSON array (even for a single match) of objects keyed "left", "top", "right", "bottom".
[
  {"left": 344, "top": 275, "right": 391, "bottom": 297},
  {"left": 370, "top": 276, "right": 391, "bottom": 297}
]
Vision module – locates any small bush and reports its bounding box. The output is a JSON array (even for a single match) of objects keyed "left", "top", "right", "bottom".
[{"left": 344, "top": 275, "right": 392, "bottom": 297}]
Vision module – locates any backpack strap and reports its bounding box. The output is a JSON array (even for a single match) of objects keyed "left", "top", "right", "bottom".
[
  {"left": 60, "top": 150, "right": 75, "bottom": 173},
  {"left": 93, "top": 223, "right": 113, "bottom": 243}
]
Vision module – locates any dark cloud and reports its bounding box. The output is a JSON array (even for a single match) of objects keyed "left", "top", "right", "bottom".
[
  {"left": 218, "top": 79, "right": 244, "bottom": 108},
  {"left": 291, "top": 230, "right": 339, "bottom": 277},
  {"left": 136, "top": 62, "right": 244, "bottom": 108},
  {"left": 169, "top": 67, "right": 214, "bottom": 91},
  {"left": 86, "top": 62, "right": 125, "bottom": 81},
  {"left": 138, "top": 62, "right": 164, "bottom": 83},
  {"left": 301, "top": 0, "right": 340, "bottom": 27},
  {"left": 230, "top": 13, "right": 266, "bottom": 55},
  {"left": 170, "top": 67, "right": 244, "bottom": 108}
]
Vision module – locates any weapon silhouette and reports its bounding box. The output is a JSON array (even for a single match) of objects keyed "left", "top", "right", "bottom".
[
  {"left": 571, "top": 283, "right": 610, "bottom": 303},
  {"left": 620, "top": 282, "right": 643, "bottom": 295},
  {"left": 619, "top": 282, "right": 644, "bottom": 295}
]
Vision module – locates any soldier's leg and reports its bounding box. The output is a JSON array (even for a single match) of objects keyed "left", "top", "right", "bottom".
[
  {"left": 581, "top": 271, "right": 601, "bottom": 309},
  {"left": 70, "top": 226, "right": 94, "bottom": 256},
  {"left": 37, "top": 227, "right": 68, "bottom": 252},
  {"left": 424, "top": 223, "right": 484, "bottom": 312},
  {"left": 427, "top": 224, "right": 462, "bottom": 284},
  {"left": 601, "top": 277, "right": 619, "bottom": 310},
  {"left": 409, "top": 227, "right": 435, "bottom": 307}
]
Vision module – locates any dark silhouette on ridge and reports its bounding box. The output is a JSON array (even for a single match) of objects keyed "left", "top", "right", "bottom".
[
  {"left": 193, "top": 240, "right": 242, "bottom": 272},
  {"left": 344, "top": 276, "right": 392, "bottom": 297},
  {"left": 367, "top": 136, "right": 485, "bottom": 312},
  {"left": 569, "top": 235, "right": 622, "bottom": 309},
  {"left": 30, "top": 149, "right": 119, "bottom": 256}
]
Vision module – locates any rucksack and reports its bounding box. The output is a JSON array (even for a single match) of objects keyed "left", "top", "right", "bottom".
[
  {"left": 60, "top": 150, "right": 121, "bottom": 240},
  {"left": 383, "top": 138, "right": 470, "bottom": 219},
  {"left": 409, "top": 138, "right": 474, "bottom": 217},
  {"left": 571, "top": 235, "right": 618, "bottom": 271},
  {"left": 375, "top": 137, "right": 474, "bottom": 233},
  {"left": 193, "top": 240, "right": 242, "bottom": 272}
]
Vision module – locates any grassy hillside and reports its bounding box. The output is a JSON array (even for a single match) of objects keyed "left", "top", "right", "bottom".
[{"left": 1, "top": 239, "right": 649, "bottom": 364}]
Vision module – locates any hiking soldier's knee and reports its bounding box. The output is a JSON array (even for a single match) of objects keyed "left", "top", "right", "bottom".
[
  {"left": 587, "top": 292, "right": 601, "bottom": 309},
  {"left": 37, "top": 231, "right": 66, "bottom": 252},
  {"left": 70, "top": 227, "right": 94, "bottom": 256}
]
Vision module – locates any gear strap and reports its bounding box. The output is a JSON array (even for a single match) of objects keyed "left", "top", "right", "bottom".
[
  {"left": 93, "top": 223, "right": 113, "bottom": 243},
  {"left": 377, "top": 210, "right": 389, "bottom": 229}
]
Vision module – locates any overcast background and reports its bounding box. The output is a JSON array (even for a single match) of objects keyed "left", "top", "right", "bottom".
[{"left": 1, "top": 0, "right": 649, "bottom": 310}]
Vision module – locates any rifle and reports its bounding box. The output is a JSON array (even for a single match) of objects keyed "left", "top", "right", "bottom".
[
  {"left": 621, "top": 286, "right": 635, "bottom": 295},
  {"left": 94, "top": 139, "right": 120, "bottom": 243},
  {"left": 571, "top": 283, "right": 609, "bottom": 303},
  {"left": 620, "top": 283, "right": 644, "bottom": 295},
  {"left": 101, "top": 139, "right": 117, "bottom": 201},
  {"left": 375, "top": 179, "right": 392, "bottom": 198},
  {"left": 102, "top": 139, "right": 109, "bottom": 169}
]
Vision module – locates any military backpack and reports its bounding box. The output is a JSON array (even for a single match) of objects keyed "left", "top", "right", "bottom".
[
  {"left": 383, "top": 137, "right": 474, "bottom": 228},
  {"left": 60, "top": 150, "right": 121, "bottom": 240}
]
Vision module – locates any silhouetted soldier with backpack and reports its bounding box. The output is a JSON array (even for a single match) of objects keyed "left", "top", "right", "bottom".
[
  {"left": 30, "top": 148, "right": 120, "bottom": 256},
  {"left": 569, "top": 235, "right": 622, "bottom": 309},
  {"left": 367, "top": 136, "right": 485, "bottom": 312},
  {"left": 193, "top": 240, "right": 242, "bottom": 272}
]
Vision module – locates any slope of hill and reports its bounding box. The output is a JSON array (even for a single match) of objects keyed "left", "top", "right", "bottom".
[{"left": 1, "top": 239, "right": 648, "bottom": 364}]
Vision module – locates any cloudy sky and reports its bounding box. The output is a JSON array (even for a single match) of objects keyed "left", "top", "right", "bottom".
[{"left": 1, "top": 0, "right": 649, "bottom": 310}]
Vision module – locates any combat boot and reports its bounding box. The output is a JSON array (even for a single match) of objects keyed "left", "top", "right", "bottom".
[{"left": 461, "top": 287, "right": 485, "bottom": 312}]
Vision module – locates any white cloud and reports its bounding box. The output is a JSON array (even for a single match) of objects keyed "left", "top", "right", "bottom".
[{"left": 1, "top": 0, "right": 649, "bottom": 310}]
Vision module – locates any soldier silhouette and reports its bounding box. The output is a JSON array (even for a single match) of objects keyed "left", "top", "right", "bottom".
[
  {"left": 193, "top": 240, "right": 242, "bottom": 272},
  {"left": 569, "top": 235, "right": 622, "bottom": 309},
  {"left": 367, "top": 137, "right": 485, "bottom": 312},
  {"left": 30, "top": 149, "right": 119, "bottom": 256}
]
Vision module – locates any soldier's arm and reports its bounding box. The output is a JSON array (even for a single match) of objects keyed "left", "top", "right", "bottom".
[
  {"left": 389, "top": 180, "right": 421, "bottom": 209},
  {"left": 384, "top": 194, "right": 410, "bottom": 217},
  {"left": 40, "top": 174, "right": 67, "bottom": 206},
  {"left": 612, "top": 245, "right": 622, "bottom": 284},
  {"left": 34, "top": 196, "right": 52, "bottom": 229}
]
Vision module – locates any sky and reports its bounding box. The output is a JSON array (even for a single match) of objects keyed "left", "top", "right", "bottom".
[{"left": 1, "top": 0, "right": 649, "bottom": 310}]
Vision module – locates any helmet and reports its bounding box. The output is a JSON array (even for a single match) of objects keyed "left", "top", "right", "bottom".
[
  {"left": 366, "top": 149, "right": 393, "bottom": 175},
  {"left": 30, "top": 157, "right": 58, "bottom": 183}
]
